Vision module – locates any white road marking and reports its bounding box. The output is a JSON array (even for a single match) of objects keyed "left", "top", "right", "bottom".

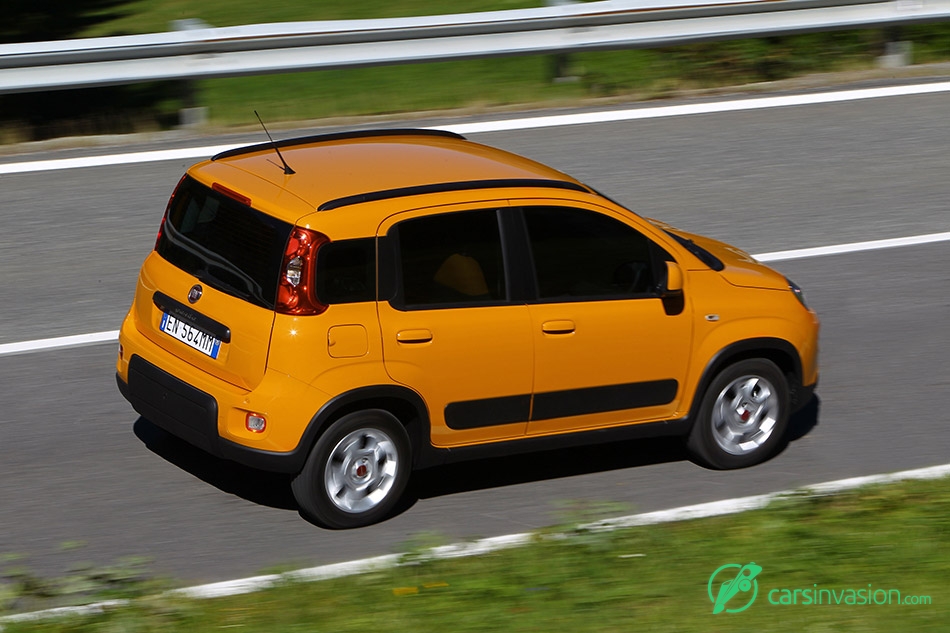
[
  {"left": 445, "top": 81, "right": 950, "bottom": 135},
  {"left": 1, "top": 81, "right": 949, "bottom": 175},
  {"left": 0, "top": 145, "right": 238, "bottom": 175},
  {"left": 755, "top": 231, "right": 950, "bottom": 262},
  {"left": 3, "top": 462, "right": 949, "bottom": 627},
  {"left": 1, "top": 229, "right": 948, "bottom": 358},
  {"left": 0, "top": 330, "right": 120, "bottom": 357}
]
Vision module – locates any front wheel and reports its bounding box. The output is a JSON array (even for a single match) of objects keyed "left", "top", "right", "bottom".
[
  {"left": 292, "top": 410, "right": 411, "bottom": 529},
  {"left": 686, "top": 359, "right": 789, "bottom": 469}
]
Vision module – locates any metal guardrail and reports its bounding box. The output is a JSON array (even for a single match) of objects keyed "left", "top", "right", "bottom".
[{"left": 1, "top": 0, "right": 948, "bottom": 94}]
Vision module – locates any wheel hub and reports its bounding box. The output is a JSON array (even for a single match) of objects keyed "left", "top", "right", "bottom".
[
  {"left": 324, "top": 429, "right": 399, "bottom": 514},
  {"left": 737, "top": 401, "right": 756, "bottom": 422},
  {"left": 712, "top": 375, "right": 779, "bottom": 456}
]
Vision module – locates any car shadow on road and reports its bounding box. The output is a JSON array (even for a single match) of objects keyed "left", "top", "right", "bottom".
[
  {"left": 786, "top": 394, "right": 821, "bottom": 443},
  {"left": 410, "top": 435, "right": 688, "bottom": 500},
  {"left": 133, "top": 417, "right": 298, "bottom": 511},
  {"left": 131, "top": 395, "right": 820, "bottom": 522},
  {"left": 411, "top": 395, "right": 820, "bottom": 500}
]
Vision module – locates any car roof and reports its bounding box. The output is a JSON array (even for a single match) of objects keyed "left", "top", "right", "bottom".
[{"left": 188, "top": 129, "right": 591, "bottom": 224}]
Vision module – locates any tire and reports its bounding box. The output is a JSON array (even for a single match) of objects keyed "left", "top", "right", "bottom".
[
  {"left": 686, "top": 359, "right": 789, "bottom": 470},
  {"left": 292, "top": 409, "right": 411, "bottom": 529}
]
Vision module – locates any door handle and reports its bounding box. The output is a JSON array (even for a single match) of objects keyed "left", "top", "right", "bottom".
[
  {"left": 541, "top": 320, "right": 575, "bottom": 335},
  {"left": 396, "top": 329, "right": 433, "bottom": 344}
]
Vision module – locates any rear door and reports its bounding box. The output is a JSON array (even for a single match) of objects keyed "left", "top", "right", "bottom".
[
  {"left": 377, "top": 204, "right": 534, "bottom": 448},
  {"left": 133, "top": 176, "right": 291, "bottom": 390}
]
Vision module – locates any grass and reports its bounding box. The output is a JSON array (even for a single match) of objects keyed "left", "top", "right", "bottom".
[{"left": 3, "top": 476, "right": 948, "bottom": 631}]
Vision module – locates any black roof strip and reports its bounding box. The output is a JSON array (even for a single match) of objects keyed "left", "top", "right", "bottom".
[
  {"left": 318, "top": 179, "right": 591, "bottom": 211},
  {"left": 212, "top": 128, "right": 466, "bottom": 162}
]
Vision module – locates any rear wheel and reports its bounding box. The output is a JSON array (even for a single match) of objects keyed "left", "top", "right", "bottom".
[
  {"left": 687, "top": 359, "right": 789, "bottom": 469},
  {"left": 292, "top": 410, "right": 411, "bottom": 529}
]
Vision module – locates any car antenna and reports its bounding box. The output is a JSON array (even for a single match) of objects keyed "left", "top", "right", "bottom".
[{"left": 254, "top": 110, "right": 295, "bottom": 175}]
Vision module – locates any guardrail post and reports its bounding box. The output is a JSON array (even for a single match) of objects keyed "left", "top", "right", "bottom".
[
  {"left": 546, "top": 0, "right": 579, "bottom": 82},
  {"left": 172, "top": 19, "right": 210, "bottom": 128},
  {"left": 878, "top": 26, "right": 912, "bottom": 68}
]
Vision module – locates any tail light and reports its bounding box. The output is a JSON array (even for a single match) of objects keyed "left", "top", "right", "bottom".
[{"left": 276, "top": 227, "right": 329, "bottom": 316}]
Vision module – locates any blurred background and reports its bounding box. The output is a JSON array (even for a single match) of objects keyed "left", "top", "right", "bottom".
[{"left": 3, "top": 0, "right": 950, "bottom": 143}]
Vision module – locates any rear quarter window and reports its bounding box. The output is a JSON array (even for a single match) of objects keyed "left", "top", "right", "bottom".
[{"left": 316, "top": 238, "right": 376, "bottom": 305}]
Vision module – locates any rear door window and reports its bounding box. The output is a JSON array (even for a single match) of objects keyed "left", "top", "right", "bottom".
[{"left": 389, "top": 208, "right": 507, "bottom": 310}]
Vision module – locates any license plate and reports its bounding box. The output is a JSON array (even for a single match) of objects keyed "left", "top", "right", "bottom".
[{"left": 160, "top": 312, "right": 222, "bottom": 359}]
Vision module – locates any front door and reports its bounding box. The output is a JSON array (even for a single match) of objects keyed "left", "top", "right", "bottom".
[{"left": 519, "top": 204, "right": 693, "bottom": 435}]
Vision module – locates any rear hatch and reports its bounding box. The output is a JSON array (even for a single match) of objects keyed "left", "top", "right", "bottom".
[{"left": 132, "top": 176, "right": 294, "bottom": 390}]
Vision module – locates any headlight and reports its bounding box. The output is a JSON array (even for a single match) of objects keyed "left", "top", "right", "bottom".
[{"left": 786, "top": 277, "right": 808, "bottom": 309}]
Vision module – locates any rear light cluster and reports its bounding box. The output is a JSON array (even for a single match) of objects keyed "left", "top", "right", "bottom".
[{"left": 276, "top": 227, "right": 329, "bottom": 316}]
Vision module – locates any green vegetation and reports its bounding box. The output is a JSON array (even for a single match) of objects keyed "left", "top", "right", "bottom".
[
  {"left": 81, "top": 0, "right": 539, "bottom": 33},
  {"left": 0, "top": 553, "right": 166, "bottom": 618},
  {"left": 3, "top": 477, "right": 948, "bottom": 631}
]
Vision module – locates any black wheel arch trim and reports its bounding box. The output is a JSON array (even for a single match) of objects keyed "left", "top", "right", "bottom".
[
  {"left": 687, "top": 337, "right": 807, "bottom": 428},
  {"left": 294, "top": 384, "right": 432, "bottom": 473}
]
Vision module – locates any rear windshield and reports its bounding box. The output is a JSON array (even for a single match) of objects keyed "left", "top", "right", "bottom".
[{"left": 156, "top": 176, "right": 292, "bottom": 309}]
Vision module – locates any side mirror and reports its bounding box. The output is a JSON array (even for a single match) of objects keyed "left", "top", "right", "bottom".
[{"left": 664, "top": 261, "right": 683, "bottom": 295}]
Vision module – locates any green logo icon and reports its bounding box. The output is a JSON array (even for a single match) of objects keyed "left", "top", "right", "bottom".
[{"left": 708, "top": 563, "right": 762, "bottom": 614}]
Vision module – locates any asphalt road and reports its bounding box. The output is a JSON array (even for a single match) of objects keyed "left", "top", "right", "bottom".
[{"left": 1, "top": 78, "right": 948, "bottom": 585}]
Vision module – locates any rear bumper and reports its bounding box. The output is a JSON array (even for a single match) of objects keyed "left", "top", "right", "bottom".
[{"left": 117, "top": 356, "right": 308, "bottom": 474}]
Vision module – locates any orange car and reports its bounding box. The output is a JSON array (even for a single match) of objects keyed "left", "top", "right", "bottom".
[{"left": 116, "top": 129, "right": 819, "bottom": 528}]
